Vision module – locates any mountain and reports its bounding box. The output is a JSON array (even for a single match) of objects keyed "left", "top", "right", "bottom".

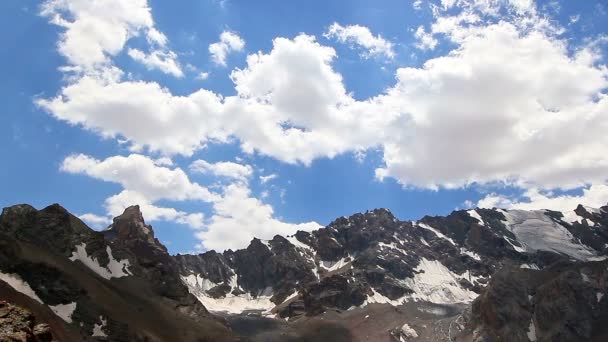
[
  {"left": 0, "top": 204, "right": 237, "bottom": 341},
  {"left": 1, "top": 203, "right": 607, "bottom": 341}
]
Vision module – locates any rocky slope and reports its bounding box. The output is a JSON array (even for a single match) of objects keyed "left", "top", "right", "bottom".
[
  {"left": 462, "top": 258, "right": 608, "bottom": 342},
  {"left": 174, "top": 205, "right": 608, "bottom": 321},
  {"left": 0, "top": 204, "right": 237, "bottom": 341},
  {"left": 1, "top": 202, "right": 607, "bottom": 341}
]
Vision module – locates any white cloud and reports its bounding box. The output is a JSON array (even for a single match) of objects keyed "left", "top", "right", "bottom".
[
  {"left": 209, "top": 31, "right": 245, "bottom": 66},
  {"left": 40, "top": 0, "right": 179, "bottom": 74},
  {"left": 477, "top": 184, "right": 608, "bottom": 213},
  {"left": 61, "top": 154, "right": 217, "bottom": 202},
  {"left": 103, "top": 190, "right": 205, "bottom": 228},
  {"left": 195, "top": 183, "right": 320, "bottom": 251},
  {"left": 154, "top": 157, "right": 173, "bottom": 166},
  {"left": 127, "top": 49, "right": 183, "bottom": 77},
  {"left": 41, "top": 25, "right": 608, "bottom": 191},
  {"left": 259, "top": 174, "right": 278, "bottom": 184},
  {"left": 196, "top": 71, "right": 209, "bottom": 80},
  {"left": 414, "top": 25, "right": 438, "bottom": 50},
  {"left": 37, "top": 76, "right": 227, "bottom": 156},
  {"left": 189, "top": 160, "right": 253, "bottom": 182},
  {"left": 60, "top": 154, "right": 215, "bottom": 228},
  {"left": 373, "top": 22, "right": 608, "bottom": 190},
  {"left": 413, "top": 0, "right": 423, "bottom": 10},
  {"left": 78, "top": 213, "right": 111, "bottom": 230},
  {"left": 324, "top": 23, "right": 395, "bottom": 59},
  {"left": 41, "top": 1, "right": 608, "bottom": 205},
  {"left": 61, "top": 153, "right": 314, "bottom": 249}
]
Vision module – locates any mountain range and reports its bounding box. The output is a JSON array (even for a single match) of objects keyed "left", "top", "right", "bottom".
[{"left": 1, "top": 202, "right": 607, "bottom": 341}]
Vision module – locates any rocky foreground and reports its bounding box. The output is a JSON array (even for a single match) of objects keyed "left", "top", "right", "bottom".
[{"left": 0, "top": 202, "right": 607, "bottom": 341}]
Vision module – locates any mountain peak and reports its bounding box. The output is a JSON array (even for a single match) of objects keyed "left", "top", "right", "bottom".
[{"left": 104, "top": 205, "right": 165, "bottom": 251}]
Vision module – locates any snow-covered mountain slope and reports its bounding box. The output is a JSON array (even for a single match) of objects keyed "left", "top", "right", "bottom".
[{"left": 175, "top": 205, "right": 608, "bottom": 319}]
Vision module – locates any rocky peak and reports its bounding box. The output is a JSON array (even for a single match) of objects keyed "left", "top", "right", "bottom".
[{"left": 104, "top": 205, "right": 165, "bottom": 252}]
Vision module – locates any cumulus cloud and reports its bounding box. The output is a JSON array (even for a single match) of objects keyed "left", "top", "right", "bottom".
[
  {"left": 60, "top": 154, "right": 216, "bottom": 228},
  {"left": 414, "top": 25, "right": 438, "bottom": 50},
  {"left": 127, "top": 49, "right": 183, "bottom": 77},
  {"left": 40, "top": 0, "right": 181, "bottom": 75},
  {"left": 37, "top": 77, "right": 227, "bottom": 156},
  {"left": 42, "top": 0, "right": 608, "bottom": 245},
  {"left": 61, "top": 153, "right": 317, "bottom": 249},
  {"left": 41, "top": 21, "right": 608, "bottom": 191},
  {"left": 196, "top": 72, "right": 209, "bottom": 80},
  {"left": 209, "top": 31, "right": 245, "bottom": 66},
  {"left": 61, "top": 154, "right": 217, "bottom": 202},
  {"left": 374, "top": 21, "right": 608, "bottom": 190},
  {"left": 78, "top": 213, "right": 111, "bottom": 230},
  {"left": 189, "top": 160, "right": 253, "bottom": 182},
  {"left": 196, "top": 183, "right": 320, "bottom": 251},
  {"left": 103, "top": 190, "right": 205, "bottom": 228},
  {"left": 324, "top": 23, "right": 395, "bottom": 59}
]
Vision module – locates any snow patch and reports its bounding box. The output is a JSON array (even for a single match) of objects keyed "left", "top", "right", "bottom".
[
  {"left": 527, "top": 319, "right": 537, "bottom": 341},
  {"left": 402, "top": 258, "right": 478, "bottom": 304},
  {"left": 561, "top": 210, "right": 584, "bottom": 224},
  {"left": 183, "top": 273, "right": 219, "bottom": 292},
  {"left": 50, "top": 302, "right": 77, "bottom": 323},
  {"left": 365, "top": 258, "right": 477, "bottom": 306},
  {"left": 503, "top": 236, "right": 526, "bottom": 253},
  {"left": 0, "top": 271, "right": 42, "bottom": 303},
  {"left": 260, "top": 239, "right": 272, "bottom": 250},
  {"left": 320, "top": 258, "right": 350, "bottom": 272},
  {"left": 418, "top": 223, "right": 456, "bottom": 245},
  {"left": 597, "top": 292, "right": 604, "bottom": 303},
  {"left": 520, "top": 264, "right": 540, "bottom": 270},
  {"left": 181, "top": 274, "right": 275, "bottom": 314},
  {"left": 280, "top": 291, "right": 299, "bottom": 304},
  {"left": 460, "top": 248, "right": 481, "bottom": 261},
  {"left": 467, "top": 209, "right": 485, "bottom": 225},
  {"left": 69, "top": 243, "right": 131, "bottom": 279},
  {"left": 92, "top": 316, "right": 107, "bottom": 337},
  {"left": 500, "top": 210, "right": 598, "bottom": 261},
  {"left": 378, "top": 242, "right": 408, "bottom": 255}
]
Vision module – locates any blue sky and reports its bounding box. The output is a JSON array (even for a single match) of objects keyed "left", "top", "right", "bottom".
[{"left": 1, "top": 0, "right": 607, "bottom": 254}]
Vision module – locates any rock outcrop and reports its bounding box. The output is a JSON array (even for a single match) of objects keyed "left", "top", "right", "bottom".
[
  {"left": 465, "top": 259, "right": 608, "bottom": 341},
  {"left": 0, "top": 301, "right": 56, "bottom": 342}
]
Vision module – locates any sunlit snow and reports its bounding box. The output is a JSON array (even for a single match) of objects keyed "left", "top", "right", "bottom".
[{"left": 69, "top": 243, "right": 132, "bottom": 279}]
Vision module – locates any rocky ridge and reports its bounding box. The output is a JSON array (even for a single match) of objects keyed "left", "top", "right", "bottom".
[
  {"left": 1, "top": 202, "right": 607, "bottom": 341},
  {"left": 175, "top": 205, "right": 608, "bottom": 322}
]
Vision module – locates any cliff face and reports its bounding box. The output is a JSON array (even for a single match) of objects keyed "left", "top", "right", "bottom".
[{"left": 465, "top": 259, "right": 608, "bottom": 342}]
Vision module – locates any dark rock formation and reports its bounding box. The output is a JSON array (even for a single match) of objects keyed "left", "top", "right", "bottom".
[
  {"left": 176, "top": 205, "right": 608, "bottom": 320},
  {"left": 465, "top": 260, "right": 608, "bottom": 341},
  {"left": 0, "top": 204, "right": 238, "bottom": 342}
]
